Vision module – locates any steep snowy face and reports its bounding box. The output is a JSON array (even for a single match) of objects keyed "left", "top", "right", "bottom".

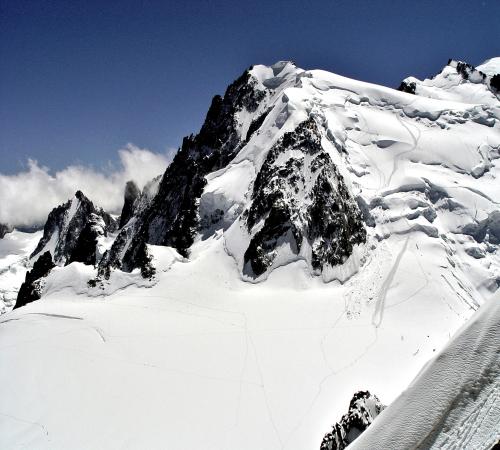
[
  {"left": 31, "top": 190, "right": 118, "bottom": 267},
  {"left": 398, "top": 59, "right": 500, "bottom": 103},
  {"left": 349, "top": 292, "right": 500, "bottom": 450},
  {"left": 477, "top": 57, "right": 500, "bottom": 77}
]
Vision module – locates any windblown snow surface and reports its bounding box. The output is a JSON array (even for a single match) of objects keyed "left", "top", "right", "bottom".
[
  {"left": 0, "top": 60, "right": 499, "bottom": 449},
  {"left": 350, "top": 290, "right": 500, "bottom": 450}
]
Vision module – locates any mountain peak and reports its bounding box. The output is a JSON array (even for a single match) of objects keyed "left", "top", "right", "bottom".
[
  {"left": 30, "top": 192, "right": 117, "bottom": 267},
  {"left": 398, "top": 57, "right": 500, "bottom": 100}
]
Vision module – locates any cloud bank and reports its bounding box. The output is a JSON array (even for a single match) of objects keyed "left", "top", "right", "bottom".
[{"left": 0, "top": 144, "right": 173, "bottom": 228}]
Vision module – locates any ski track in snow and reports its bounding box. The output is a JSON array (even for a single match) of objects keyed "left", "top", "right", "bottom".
[
  {"left": 372, "top": 236, "right": 410, "bottom": 328},
  {"left": 0, "top": 412, "right": 50, "bottom": 442}
]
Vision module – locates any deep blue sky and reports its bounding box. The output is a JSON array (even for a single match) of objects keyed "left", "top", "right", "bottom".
[{"left": 1, "top": 0, "right": 499, "bottom": 174}]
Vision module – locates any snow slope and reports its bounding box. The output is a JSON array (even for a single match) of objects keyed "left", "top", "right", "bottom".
[
  {"left": 0, "top": 234, "right": 481, "bottom": 450},
  {"left": 0, "top": 59, "right": 499, "bottom": 450},
  {"left": 477, "top": 57, "right": 500, "bottom": 76},
  {"left": 350, "top": 290, "right": 500, "bottom": 450}
]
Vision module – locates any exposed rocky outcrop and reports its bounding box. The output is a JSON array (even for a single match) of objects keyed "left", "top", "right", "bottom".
[
  {"left": 0, "top": 223, "right": 13, "bottom": 239},
  {"left": 17, "top": 191, "right": 119, "bottom": 302},
  {"left": 119, "top": 181, "right": 141, "bottom": 228},
  {"left": 245, "top": 107, "right": 272, "bottom": 141},
  {"left": 98, "top": 66, "right": 268, "bottom": 277},
  {"left": 462, "top": 210, "right": 500, "bottom": 245},
  {"left": 399, "top": 59, "right": 500, "bottom": 99},
  {"left": 31, "top": 190, "right": 118, "bottom": 266},
  {"left": 14, "top": 251, "right": 55, "bottom": 309},
  {"left": 67, "top": 213, "right": 111, "bottom": 266},
  {"left": 451, "top": 59, "right": 488, "bottom": 82},
  {"left": 243, "top": 118, "right": 366, "bottom": 277},
  {"left": 320, "top": 391, "right": 385, "bottom": 450},
  {"left": 491, "top": 74, "right": 500, "bottom": 92},
  {"left": 397, "top": 80, "right": 416, "bottom": 94},
  {"left": 140, "top": 68, "right": 266, "bottom": 254}
]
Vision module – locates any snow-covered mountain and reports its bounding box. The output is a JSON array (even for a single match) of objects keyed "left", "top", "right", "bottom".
[
  {"left": 0, "top": 57, "right": 499, "bottom": 450},
  {"left": 30, "top": 190, "right": 118, "bottom": 267},
  {"left": 8, "top": 191, "right": 119, "bottom": 310}
]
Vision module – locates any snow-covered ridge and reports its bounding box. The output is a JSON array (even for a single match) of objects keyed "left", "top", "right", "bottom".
[
  {"left": 0, "top": 58, "right": 499, "bottom": 450},
  {"left": 91, "top": 56, "right": 499, "bottom": 287},
  {"left": 350, "top": 291, "right": 500, "bottom": 450},
  {"left": 31, "top": 190, "right": 118, "bottom": 267},
  {"left": 477, "top": 57, "right": 500, "bottom": 76},
  {"left": 399, "top": 58, "right": 500, "bottom": 104}
]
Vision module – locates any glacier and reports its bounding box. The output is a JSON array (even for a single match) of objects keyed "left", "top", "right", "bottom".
[{"left": 0, "top": 58, "right": 499, "bottom": 449}]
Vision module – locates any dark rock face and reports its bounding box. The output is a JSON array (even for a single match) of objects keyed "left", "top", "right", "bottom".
[
  {"left": 491, "top": 74, "right": 500, "bottom": 92},
  {"left": 31, "top": 190, "right": 118, "bottom": 266},
  {"left": 119, "top": 181, "right": 141, "bottom": 228},
  {"left": 0, "top": 223, "right": 13, "bottom": 239},
  {"left": 99, "top": 67, "right": 267, "bottom": 277},
  {"left": 462, "top": 211, "right": 500, "bottom": 245},
  {"left": 446, "top": 60, "right": 500, "bottom": 95},
  {"left": 14, "top": 251, "right": 55, "bottom": 309},
  {"left": 320, "top": 391, "right": 385, "bottom": 450},
  {"left": 452, "top": 60, "right": 485, "bottom": 81},
  {"left": 245, "top": 107, "right": 272, "bottom": 142},
  {"left": 143, "top": 68, "right": 265, "bottom": 254},
  {"left": 243, "top": 118, "right": 366, "bottom": 277},
  {"left": 67, "top": 213, "right": 109, "bottom": 266},
  {"left": 397, "top": 80, "right": 416, "bottom": 94}
]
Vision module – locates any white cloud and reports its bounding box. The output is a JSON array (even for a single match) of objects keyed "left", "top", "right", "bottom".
[{"left": 0, "top": 144, "right": 173, "bottom": 228}]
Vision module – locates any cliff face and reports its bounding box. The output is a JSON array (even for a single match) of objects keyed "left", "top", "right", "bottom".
[
  {"left": 98, "top": 65, "right": 270, "bottom": 276},
  {"left": 14, "top": 251, "right": 55, "bottom": 310},
  {"left": 119, "top": 181, "right": 141, "bottom": 229},
  {"left": 31, "top": 190, "right": 118, "bottom": 267}
]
